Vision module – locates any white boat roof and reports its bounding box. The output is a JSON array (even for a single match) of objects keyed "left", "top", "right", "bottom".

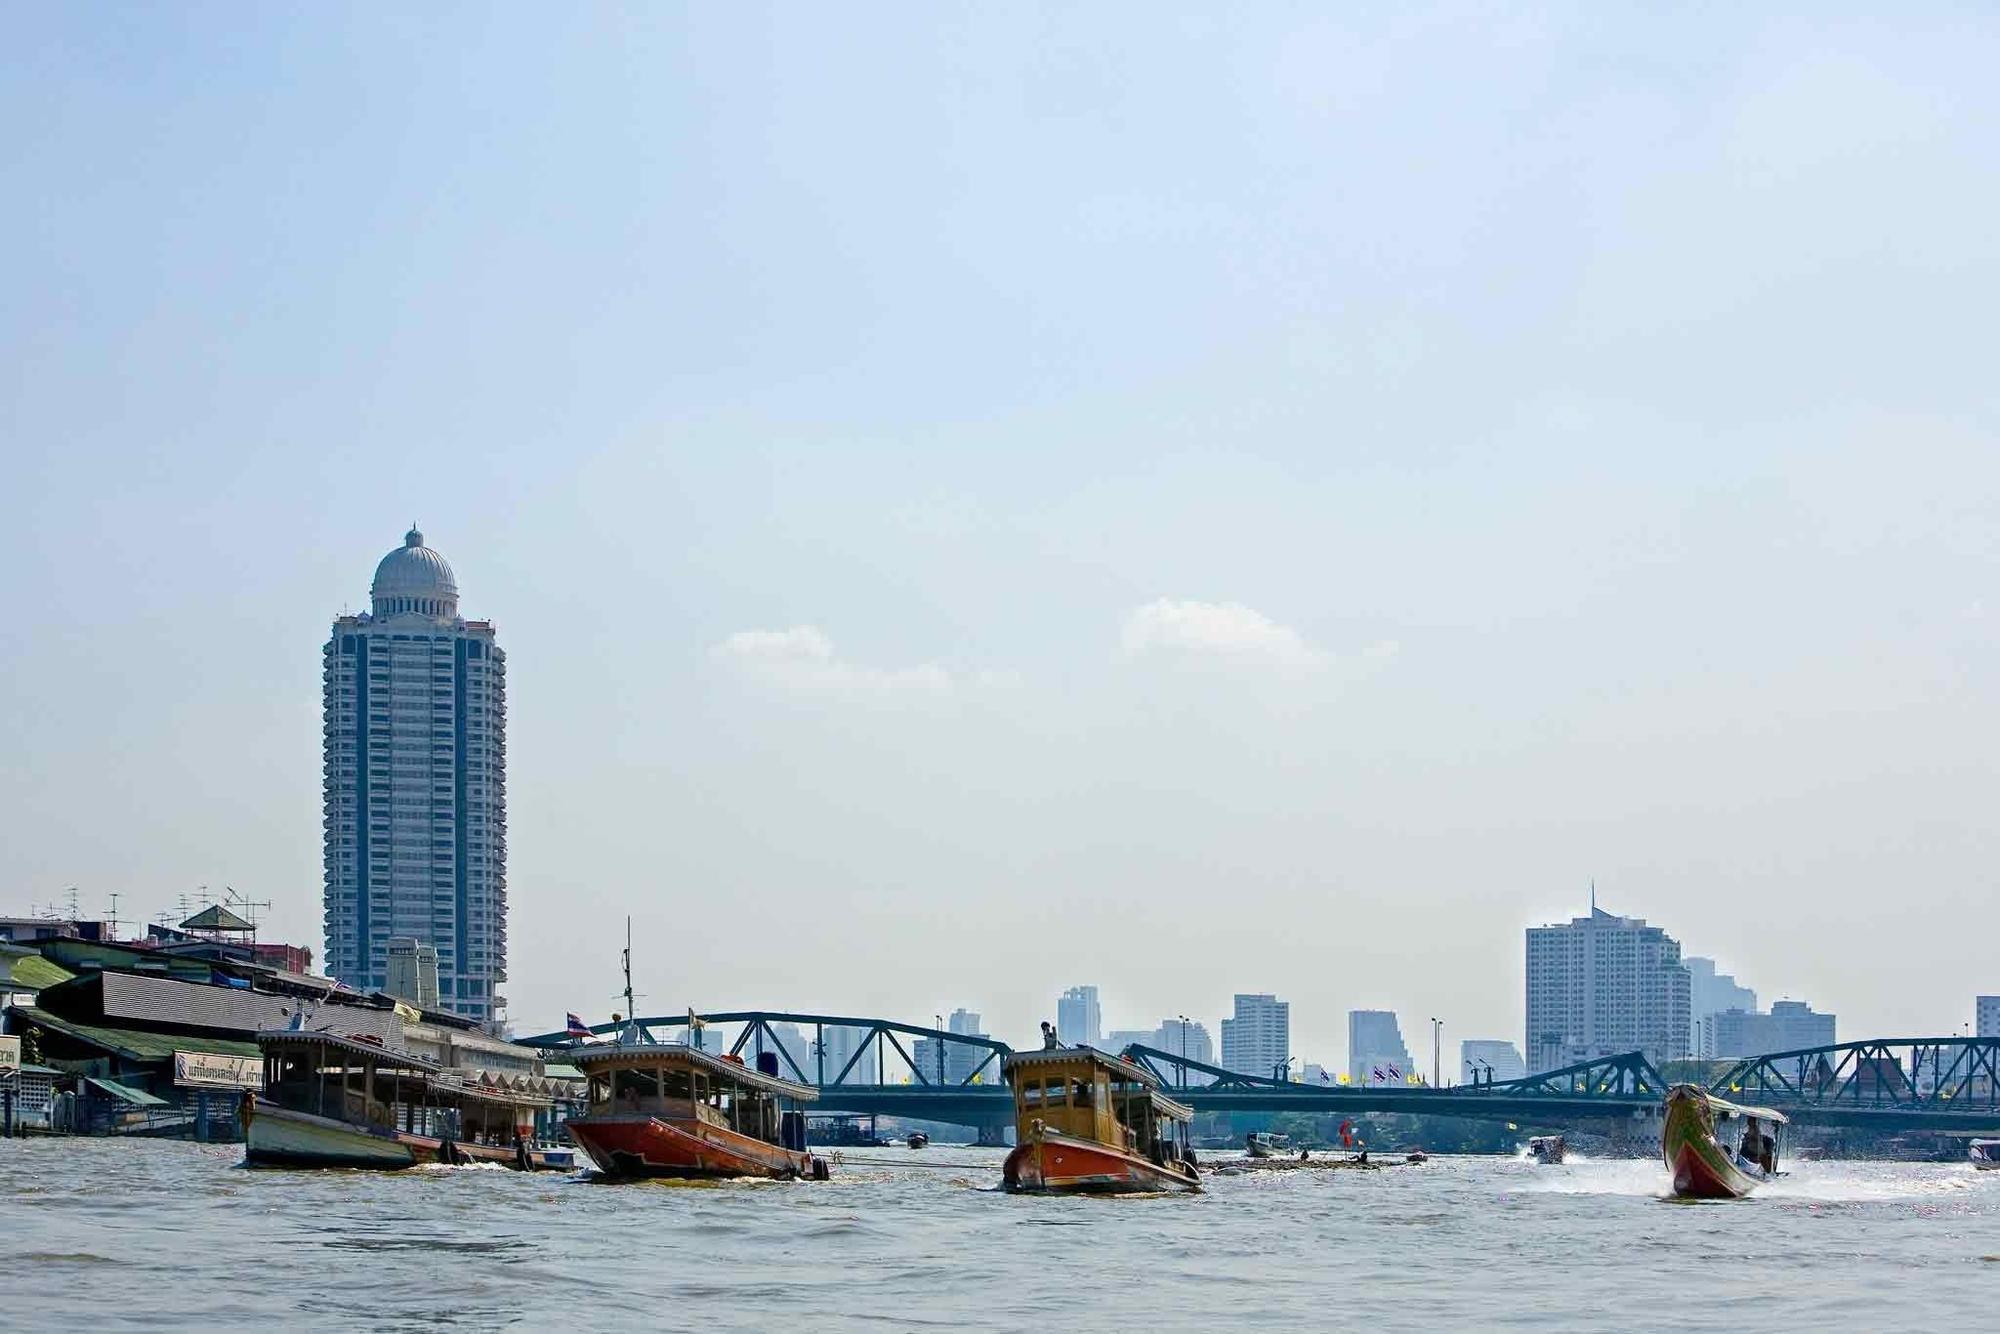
[{"left": 566, "top": 1040, "right": 818, "bottom": 1101}]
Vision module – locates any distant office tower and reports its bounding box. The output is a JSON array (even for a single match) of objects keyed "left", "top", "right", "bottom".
[
  {"left": 1105, "top": 1029, "right": 1156, "bottom": 1054},
  {"left": 1459, "top": 1039, "right": 1526, "bottom": 1083},
  {"left": 1978, "top": 997, "right": 2000, "bottom": 1039},
  {"left": 1058, "top": 986, "right": 1103, "bottom": 1049},
  {"left": 384, "top": 937, "right": 440, "bottom": 1010},
  {"left": 1703, "top": 1000, "right": 1836, "bottom": 1058},
  {"left": 323, "top": 527, "right": 508, "bottom": 1026},
  {"left": 1156, "top": 1018, "right": 1214, "bottom": 1071},
  {"left": 1220, "top": 994, "right": 1290, "bottom": 1078},
  {"left": 759, "top": 1022, "right": 812, "bottom": 1079},
  {"left": 1685, "top": 957, "right": 1758, "bottom": 1056},
  {"left": 945, "top": 1008, "right": 993, "bottom": 1083},
  {"left": 1525, "top": 904, "right": 1691, "bottom": 1073},
  {"left": 818, "top": 1024, "right": 880, "bottom": 1085},
  {"left": 1348, "top": 1010, "right": 1414, "bottom": 1084}
]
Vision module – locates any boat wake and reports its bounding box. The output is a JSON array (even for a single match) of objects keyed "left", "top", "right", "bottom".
[{"left": 1519, "top": 1158, "right": 1990, "bottom": 1202}]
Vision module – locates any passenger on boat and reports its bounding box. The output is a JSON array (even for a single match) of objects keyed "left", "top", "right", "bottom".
[
  {"left": 1040, "top": 1021, "right": 1061, "bottom": 1050},
  {"left": 1739, "top": 1118, "right": 1775, "bottom": 1173}
]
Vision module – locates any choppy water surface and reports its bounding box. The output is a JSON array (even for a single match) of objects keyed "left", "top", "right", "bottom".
[{"left": 4, "top": 1141, "right": 1995, "bottom": 1331}]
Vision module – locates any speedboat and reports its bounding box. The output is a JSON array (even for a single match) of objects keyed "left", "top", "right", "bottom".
[
  {"left": 907, "top": 1131, "right": 930, "bottom": 1149},
  {"left": 1526, "top": 1134, "right": 1567, "bottom": 1165},
  {"left": 1001, "top": 1047, "right": 1201, "bottom": 1194},
  {"left": 1244, "top": 1131, "right": 1289, "bottom": 1159},
  {"left": 1661, "top": 1085, "right": 1788, "bottom": 1199},
  {"left": 1970, "top": 1139, "right": 2000, "bottom": 1169}
]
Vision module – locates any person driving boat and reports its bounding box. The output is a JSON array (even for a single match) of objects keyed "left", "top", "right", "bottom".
[{"left": 1739, "top": 1117, "right": 1776, "bottom": 1174}]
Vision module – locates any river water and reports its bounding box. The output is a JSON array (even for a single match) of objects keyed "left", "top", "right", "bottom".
[{"left": 4, "top": 1140, "right": 1995, "bottom": 1331}]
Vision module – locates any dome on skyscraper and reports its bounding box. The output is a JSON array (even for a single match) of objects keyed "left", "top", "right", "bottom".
[{"left": 370, "top": 526, "right": 459, "bottom": 618}]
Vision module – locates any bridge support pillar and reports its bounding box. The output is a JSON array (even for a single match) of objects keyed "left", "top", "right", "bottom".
[{"left": 976, "top": 1124, "right": 1008, "bottom": 1148}]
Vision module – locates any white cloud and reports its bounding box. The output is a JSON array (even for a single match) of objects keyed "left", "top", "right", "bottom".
[
  {"left": 711, "top": 625, "right": 951, "bottom": 695},
  {"left": 1119, "top": 599, "right": 1327, "bottom": 672}
]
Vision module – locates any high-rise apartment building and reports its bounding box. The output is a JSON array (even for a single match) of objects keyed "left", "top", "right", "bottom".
[
  {"left": 323, "top": 527, "right": 508, "bottom": 1026},
  {"left": 1057, "top": 985, "right": 1103, "bottom": 1049},
  {"left": 1685, "top": 956, "right": 1758, "bottom": 1055},
  {"left": 1978, "top": 996, "right": 2000, "bottom": 1039},
  {"left": 1348, "top": 1009, "right": 1414, "bottom": 1084},
  {"left": 1525, "top": 905, "right": 1690, "bottom": 1073},
  {"left": 1220, "top": 993, "right": 1289, "bottom": 1078},
  {"left": 818, "top": 1024, "right": 880, "bottom": 1085}
]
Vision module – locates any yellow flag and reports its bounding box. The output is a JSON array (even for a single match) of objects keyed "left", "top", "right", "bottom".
[{"left": 392, "top": 999, "right": 421, "bottom": 1024}]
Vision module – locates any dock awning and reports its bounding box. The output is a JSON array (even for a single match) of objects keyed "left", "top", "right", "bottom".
[
  {"left": 5, "top": 1005, "right": 259, "bottom": 1064},
  {"left": 84, "top": 1077, "right": 168, "bottom": 1106}
]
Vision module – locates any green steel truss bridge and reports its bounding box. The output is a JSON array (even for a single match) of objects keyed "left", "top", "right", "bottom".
[{"left": 522, "top": 1015, "right": 2000, "bottom": 1134}]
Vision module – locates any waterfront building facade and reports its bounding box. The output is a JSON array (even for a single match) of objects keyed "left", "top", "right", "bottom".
[
  {"left": 1220, "top": 993, "right": 1289, "bottom": 1078},
  {"left": 1525, "top": 905, "right": 1690, "bottom": 1073},
  {"left": 1348, "top": 1009, "right": 1414, "bottom": 1084},
  {"left": 322, "top": 528, "right": 508, "bottom": 1026},
  {"left": 1459, "top": 1038, "right": 1526, "bottom": 1083},
  {"left": 1703, "top": 1000, "right": 1835, "bottom": 1059},
  {"left": 1057, "top": 985, "right": 1103, "bottom": 1049}
]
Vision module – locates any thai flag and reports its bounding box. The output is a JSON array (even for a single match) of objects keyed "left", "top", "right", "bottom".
[
  {"left": 1372, "top": 1066, "right": 1384, "bottom": 1083},
  {"left": 566, "top": 1012, "right": 591, "bottom": 1038}
]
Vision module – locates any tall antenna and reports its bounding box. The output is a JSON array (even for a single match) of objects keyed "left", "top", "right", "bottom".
[
  {"left": 622, "top": 916, "right": 635, "bottom": 1025},
  {"left": 107, "top": 892, "right": 121, "bottom": 940},
  {"left": 1589, "top": 878, "right": 1596, "bottom": 914},
  {"left": 225, "top": 886, "right": 273, "bottom": 937}
]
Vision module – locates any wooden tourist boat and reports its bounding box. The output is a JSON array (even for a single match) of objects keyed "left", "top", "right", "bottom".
[
  {"left": 245, "top": 1029, "right": 567, "bottom": 1170},
  {"left": 1526, "top": 1134, "right": 1567, "bottom": 1165},
  {"left": 1001, "top": 1047, "right": 1200, "bottom": 1194},
  {"left": 564, "top": 1040, "right": 829, "bottom": 1181},
  {"left": 1660, "top": 1085, "right": 1788, "bottom": 1200}
]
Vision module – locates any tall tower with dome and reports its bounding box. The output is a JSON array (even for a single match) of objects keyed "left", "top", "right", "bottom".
[{"left": 322, "top": 527, "right": 508, "bottom": 1027}]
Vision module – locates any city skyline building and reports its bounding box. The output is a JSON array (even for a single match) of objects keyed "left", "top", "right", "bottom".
[
  {"left": 1348, "top": 1009, "right": 1414, "bottom": 1084},
  {"left": 817, "top": 1023, "right": 880, "bottom": 1085},
  {"left": 1686, "top": 956, "right": 1758, "bottom": 1055},
  {"left": 1978, "top": 996, "right": 2000, "bottom": 1039},
  {"left": 1703, "top": 999, "right": 1836, "bottom": 1059},
  {"left": 1220, "top": 993, "right": 1289, "bottom": 1078},
  {"left": 1459, "top": 1038, "right": 1526, "bottom": 1083},
  {"left": 322, "top": 527, "right": 508, "bottom": 1026},
  {"left": 1057, "top": 985, "right": 1103, "bottom": 1049},
  {"left": 1525, "top": 903, "right": 1691, "bottom": 1073},
  {"left": 383, "top": 936, "right": 439, "bottom": 1010}
]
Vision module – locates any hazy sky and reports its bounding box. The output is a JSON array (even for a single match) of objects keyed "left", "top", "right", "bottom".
[{"left": 5, "top": 4, "right": 1996, "bottom": 1068}]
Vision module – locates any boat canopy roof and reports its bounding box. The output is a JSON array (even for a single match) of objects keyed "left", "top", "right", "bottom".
[
  {"left": 1699, "top": 1090, "right": 1790, "bottom": 1125},
  {"left": 1003, "top": 1046, "right": 1194, "bottom": 1121},
  {"left": 566, "top": 1040, "right": 818, "bottom": 1101},
  {"left": 256, "top": 1028, "right": 440, "bottom": 1075}
]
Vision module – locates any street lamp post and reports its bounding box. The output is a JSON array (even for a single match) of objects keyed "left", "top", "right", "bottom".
[
  {"left": 1430, "top": 1017, "right": 1442, "bottom": 1088},
  {"left": 1177, "top": 1015, "right": 1190, "bottom": 1089},
  {"left": 935, "top": 1014, "right": 945, "bottom": 1086}
]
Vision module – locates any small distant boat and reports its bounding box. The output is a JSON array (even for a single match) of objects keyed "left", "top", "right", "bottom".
[
  {"left": 1001, "top": 1047, "right": 1201, "bottom": 1194},
  {"left": 1244, "top": 1131, "right": 1289, "bottom": 1159},
  {"left": 1970, "top": 1139, "right": 2000, "bottom": 1169},
  {"left": 245, "top": 1030, "right": 565, "bottom": 1170},
  {"left": 1661, "top": 1085, "right": 1788, "bottom": 1200},
  {"left": 907, "top": 1131, "right": 930, "bottom": 1149},
  {"left": 1526, "top": 1134, "right": 1567, "bottom": 1165}
]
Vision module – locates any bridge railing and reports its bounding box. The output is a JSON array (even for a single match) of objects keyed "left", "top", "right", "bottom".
[{"left": 521, "top": 1011, "right": 1013, "bottom": 1089}]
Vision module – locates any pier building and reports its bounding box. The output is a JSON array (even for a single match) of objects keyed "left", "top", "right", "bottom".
[{"left": 322, "top": 527, "right": 508, "bottom": 1026}]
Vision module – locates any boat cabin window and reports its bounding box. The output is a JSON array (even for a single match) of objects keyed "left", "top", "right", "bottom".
[{"left": 613, "top": 1068, "right": 659, "bottom": 1103}]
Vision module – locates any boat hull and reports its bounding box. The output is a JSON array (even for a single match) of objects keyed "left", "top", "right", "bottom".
[
  {"left": 1661, "top": 1092, "right": 1765, "bottom": 1199},
  {"left": 568, "top": 1114, "right": 817, "bottom": 1180},
  {"left": 245, "top": 1103, "right": 566, "bottom": 1171},
  {"left": 1003, "top": 1130, "right": 1201, "bottom": 1195}
]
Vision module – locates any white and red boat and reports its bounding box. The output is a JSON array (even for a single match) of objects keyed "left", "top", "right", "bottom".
[
  {"left": 566, "top": 1039, "right": 828, "bottom": 1181},
  {"left": 1001, "top": 1046, "right": 1200, "bottom": 1194}
]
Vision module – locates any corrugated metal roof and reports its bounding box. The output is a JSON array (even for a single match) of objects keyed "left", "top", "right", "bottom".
[
  {"left": 94, "top": 972, "right": 402, "bottom": 1046},
  {"left": 9, "top": 1006, "right": 260, "bottom": 1062},
  {"left": 0, "top": 949, "right": 73, "bottom": 992},
  {"left": 85, "top": 1076, "right": 169, "bottom": 1106}
]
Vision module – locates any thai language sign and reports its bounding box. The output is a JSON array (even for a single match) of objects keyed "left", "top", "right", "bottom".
[
  {"left": 173, "top": 1050, "right": 261, "bottom": 1089},
  {"left": 0, "top": 1035, "right": 19, "bottom": 1076}
]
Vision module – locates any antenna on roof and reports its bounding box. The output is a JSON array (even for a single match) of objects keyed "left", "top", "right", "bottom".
[
  {"left": 225, "top": 886, "right": 273, "bottom": 937},
  {"left": 1590, "top": 878, "right": 1596, "bottom": 914}
]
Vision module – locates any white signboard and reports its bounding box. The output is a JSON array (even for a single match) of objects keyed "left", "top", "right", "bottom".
[
  {"left": 0, "top": 1035, "right": 19, "bottom": 1078},
  {"left": 173, "top": 1050, "right": 261, "bottom": 1090}
]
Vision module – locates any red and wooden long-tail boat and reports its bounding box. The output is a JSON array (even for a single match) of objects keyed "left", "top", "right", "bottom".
[
  {"left": 1661, "top": 1084, "right": 1787, "bottom": 1199},
  {"left": 1001, "top": 1046, "right": 1200, "bottom": 1194},
  {"left": 566, "top": 1039, "right": 827, "bottom": 1181}
]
